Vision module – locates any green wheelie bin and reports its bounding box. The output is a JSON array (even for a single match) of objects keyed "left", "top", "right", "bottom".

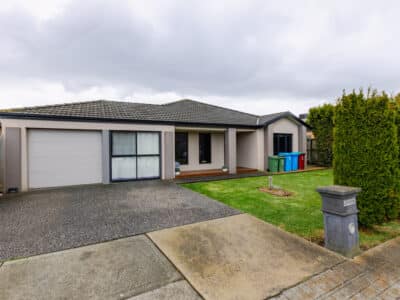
[
  {"left": 278, "top": 156, "right": 285, "bottom": 172},
  {"left": 268, "top": 156, "right": 280, "bottom": 172}
]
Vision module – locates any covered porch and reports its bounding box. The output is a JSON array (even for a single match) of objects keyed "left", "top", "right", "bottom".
[
  {"left": 174, "top": 126, "right": 265, "bottom": 179},
  {"left": 175, "top": 166, "right": 259, "bottom": 179}
]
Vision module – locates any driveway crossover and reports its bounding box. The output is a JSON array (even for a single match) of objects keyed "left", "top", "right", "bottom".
[{"left": 0, "top": 180, "right": 238, "bottom": 260}]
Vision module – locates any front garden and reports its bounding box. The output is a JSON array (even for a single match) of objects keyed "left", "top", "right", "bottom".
[{"left": 183, "top": 169, "right": 400, "bottom": 250}]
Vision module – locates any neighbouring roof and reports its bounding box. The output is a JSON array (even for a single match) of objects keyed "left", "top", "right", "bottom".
[
  {"left": 0, "top": 99, "right": 309, "bottom": 128},
  {"left": 259, "top": 111, "right": 309, "bottom": 128}
]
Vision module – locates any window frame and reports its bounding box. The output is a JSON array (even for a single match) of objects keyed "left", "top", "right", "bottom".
[
  {"left": 199, "top": 132, "right": 212, "bottom": 164},
  {"left": 273, "top": 133, "right": 293, "bottom": 155},
  {"left": 110, "top": 130, "right": 161, "bottom": 182},
  {"left": 175, "top": 132, "right": 189, "bottom": 165}
]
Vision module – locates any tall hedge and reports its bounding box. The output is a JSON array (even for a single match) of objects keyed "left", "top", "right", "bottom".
[
  {"left": 333, "top": 90, "right": 400, "bottom": 226},
  {"left": 308, "top": 104, "right": 335, "bottom": 166},
  {"left": 394, "top": 94, "right": 400, "bottom": 151}
]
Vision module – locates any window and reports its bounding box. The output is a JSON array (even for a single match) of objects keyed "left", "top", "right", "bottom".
[
  {"left": 111, "top": 131, "right": 160, "bottom": 181},
  {"left": 273, "top": 133, "right": 292, "bottom": 155},
  {"left": 112, "top": 132, "right": 136, "bottom": 155},
  {"left": 175, "top": 132, "right": 188, "bottom": 165},
  {"left": 199, "top": 133, "right": 211, "bottom": 164},
  {"left": 111, "top": 132, "right": 136, "bottom": 180}
]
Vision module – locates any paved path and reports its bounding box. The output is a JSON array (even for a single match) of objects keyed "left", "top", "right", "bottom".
[
  {"left": 149, "top": 214, "right": 343, "bottom": 300},
  {"left": 271, "top": 237, "right": 400, "bottom": 300},
  {"left": 0, "top": 180, "right": 238, "bottom": 260}
]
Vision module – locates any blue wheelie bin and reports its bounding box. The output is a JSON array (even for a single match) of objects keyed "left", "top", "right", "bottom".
[
  {"left": 291, "top": 152, "right": 300, "bottom": 171},
  {"left": 278, "top": 152, "right": 292, "bottom": 172}
]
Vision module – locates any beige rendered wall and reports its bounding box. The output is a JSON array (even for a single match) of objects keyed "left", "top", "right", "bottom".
[
  {"left": 266, "top": 118, "right": 299, "bottom": 156},
  {"left": 0, "top": 127, "right": 3, "bottom": 191},
  {"left": 180, "top": 132, "right": 225, "bottom": 171},
  {"left": 0, "top": 118, "right": 175, "bottom": 191},
  {"left": 163, "top": 131, "right": 175, "bottom": 179},
  {"left": 4, "top": 127, "right": 21, "bottom": 192},
  {"left": 224, "top": 128, "right": 237, "bottom": 174},
  {"left": 237, "top": 129, "right": 265, "bottom": 170},
  {"left": 264, "top": 117, "right": 308, "bottom": 169},
  {"left": 298, "top": 125, "right": 307, "bottom": 168}
]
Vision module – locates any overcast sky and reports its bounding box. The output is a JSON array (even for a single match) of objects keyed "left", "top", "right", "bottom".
[{"left": 0, "top": 0, "right": 399, "bottom": 115}]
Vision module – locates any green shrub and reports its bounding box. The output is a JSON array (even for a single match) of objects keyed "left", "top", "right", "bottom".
[
  {"left": 308, "top": 104, "right": 335, "bottom": 166},
  {"left": 333, "top": 90, "right": 400, "bottom": 226},
  {"left": 393, "top": 94, "right": 400, "bottom": 156}
]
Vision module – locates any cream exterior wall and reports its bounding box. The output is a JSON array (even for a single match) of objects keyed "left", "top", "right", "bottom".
[
  {"left": 0, "top": 116, "right": 307, "bottom": 190},
  {"left": 163, "top": 131, "right": 175, "bottom": 180},
  {"left": 264, "top": 117, "right": 308, "bottom": 170},
  {"left": 237, "top": 129, "right": 265, "bottom": 170},
  {"left": 267, "top": 118, "right": 299, "bottom": 155},
  {"left": 298, "top": 125, "right": 308, "bottom": 168},
  {"left": 179, "top": 132, "right": 225, "bottom": 171},
  {"left": 0, "top": 127, "right": 4, "bottom": 190},
  {"left": 3, "top": 127, "right": 21, "bottom": 192},
  {"left": 0, "top": 118, "right": 174, "bottom": 191},
  {"left": 224, "top": 128, "right": 237, "bottom": 174}
]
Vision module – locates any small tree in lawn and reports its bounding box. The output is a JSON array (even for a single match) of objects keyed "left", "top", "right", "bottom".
[{"left": 333, "top": 89, "right": 400, "bottom": 226}]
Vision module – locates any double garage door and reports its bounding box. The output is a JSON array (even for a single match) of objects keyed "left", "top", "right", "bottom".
[{"left": 28, "top": 129, "right": 161, "bottom": 189}]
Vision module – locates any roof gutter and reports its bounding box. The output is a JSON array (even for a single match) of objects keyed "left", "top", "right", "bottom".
[
  {"left": 0, "top": 112, "right": 260, "bottom": 130},
  {"left": 0, "top": 111, "right": 311, "bottom": 130}
]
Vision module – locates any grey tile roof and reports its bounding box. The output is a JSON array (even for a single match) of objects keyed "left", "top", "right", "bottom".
[
  {"left": 0, "top": 99, "right": 307, "bottom": 128},
  {"left": 259, "top": 111, "right": 291, "bottom": 124},
  {"left": 162, "top": 99, "right": 259, "bottom": 126}
]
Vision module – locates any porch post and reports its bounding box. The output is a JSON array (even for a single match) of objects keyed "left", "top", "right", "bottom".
[
  {"left": 163, "top": 131, "right": 175, "bottom": 180},
  {"left": 224, "top": 128, "right": 237, "bottom": 174}
]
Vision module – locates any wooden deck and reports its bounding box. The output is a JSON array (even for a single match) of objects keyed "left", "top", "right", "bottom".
[
  {"left": 175, "top": 167, "right": 259, "bottom": 179},
  {"left": 266, "top": 165, "right": 328, "bottom": 175}
]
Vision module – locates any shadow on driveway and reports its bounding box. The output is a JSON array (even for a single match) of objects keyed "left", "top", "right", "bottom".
[{"left": 0, "top": 180, "right": 238, "bottom": 260}]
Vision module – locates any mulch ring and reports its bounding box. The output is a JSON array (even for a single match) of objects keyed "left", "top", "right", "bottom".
[{"left": 259, "top": 187, "right": 293, "bottom": 197}]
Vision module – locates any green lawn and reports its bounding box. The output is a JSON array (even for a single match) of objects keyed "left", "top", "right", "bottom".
[{"left": 183, "top": 169, "right": 400, "bottom": 250}]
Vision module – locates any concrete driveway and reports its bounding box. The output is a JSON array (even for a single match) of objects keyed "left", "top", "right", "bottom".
[
  {"left": 3, "top": 182, "right": 396, "bottom": 299},
  {"left": 0, "top": 180, "right": 238, "bottom": 260},
  {"left": 0, "top": 214, "right": 346, "bottom": 300}
]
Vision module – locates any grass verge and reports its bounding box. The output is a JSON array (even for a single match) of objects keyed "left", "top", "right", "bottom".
[{"left": 183, "top": 169, "right": 400, "bottom": 250}]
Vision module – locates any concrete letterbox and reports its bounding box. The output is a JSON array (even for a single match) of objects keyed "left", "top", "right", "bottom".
[{"left": 317, "top": 185, "right": 361, "bottom": 257}]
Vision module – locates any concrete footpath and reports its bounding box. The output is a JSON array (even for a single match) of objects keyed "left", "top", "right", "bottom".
[
  {"left": 0, "top": 213, "right": 399, "bottom": 299},
  {"left": 0, "top": 235, "right": 201, "bottom": 300}
]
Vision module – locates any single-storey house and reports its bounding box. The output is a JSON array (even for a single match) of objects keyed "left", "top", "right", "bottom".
[{"left": 0, "top": 99, "right": 309, "bottom": 193}]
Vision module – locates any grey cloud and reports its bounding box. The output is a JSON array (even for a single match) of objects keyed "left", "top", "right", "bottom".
[{"left": 1, "top": 0, "right": 400, "bottom": 105}]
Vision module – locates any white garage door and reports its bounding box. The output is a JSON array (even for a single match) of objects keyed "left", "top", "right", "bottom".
[{"left": 28, "top": 129, "right": 102, "bottom": 189}]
